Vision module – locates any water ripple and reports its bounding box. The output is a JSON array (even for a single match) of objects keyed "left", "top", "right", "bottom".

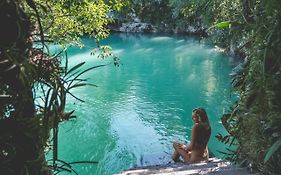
[{"left": 56, "top": 34, "right": 237, "bottom": 175}]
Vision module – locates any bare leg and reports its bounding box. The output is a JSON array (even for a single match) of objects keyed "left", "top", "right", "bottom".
[
  {"left": 172, "top": 142, "right": 191, "bottom": 162},
  {"left": 172, "top": 150, "right": 180, "bottom": 162},
  {"left": 175, "top": 146, "right": 191, "bottom": 162},
  {"left": 173, "top": 143, "right": 209, "bottom": 163},
  {"left": 172, "top": 142, "right": 180, "bottom": 161}
]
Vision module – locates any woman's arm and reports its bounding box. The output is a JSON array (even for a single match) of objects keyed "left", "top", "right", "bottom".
[{"left": 186, "top": 124, "right": 198, "bottom": 151}]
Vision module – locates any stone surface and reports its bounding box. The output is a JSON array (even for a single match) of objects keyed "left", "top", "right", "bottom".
[
  {"left": 116, "top": 158, "right": 253, "bottom": 175},
  {"left": 118, "top": 22, "right": 156, "bottom": 33}
]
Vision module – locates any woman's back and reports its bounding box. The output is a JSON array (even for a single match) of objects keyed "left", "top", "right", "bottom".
[{"left": 193, "top": 123, "right": 211, "bottom": 150}]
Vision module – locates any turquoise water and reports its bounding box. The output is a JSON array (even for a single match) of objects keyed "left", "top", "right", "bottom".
[{"left": 53, "top": 33, "right": 238, "bottom": 175}]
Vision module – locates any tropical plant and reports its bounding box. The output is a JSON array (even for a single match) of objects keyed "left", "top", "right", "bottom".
[
  {"left": 124, "top": 0, "right": 173, "bottom": 27},
  {"left": 177, "top": 0, "right": 281, "bottom": 174},
  {"left": 166, "top": 0, "right": 281, "bottom": 174},
  {"left": 0, "top": 0, "right": 125, "bottom": 174}
]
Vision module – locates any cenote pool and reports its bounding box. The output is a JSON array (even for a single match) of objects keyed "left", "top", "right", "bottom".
[{"left": 51, "top": 33, "right": 238, "bottom": 175}]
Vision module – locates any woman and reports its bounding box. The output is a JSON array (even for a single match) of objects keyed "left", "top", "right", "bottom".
[{"left": 172, "top": 107, "right": 211, "bottom": 163}]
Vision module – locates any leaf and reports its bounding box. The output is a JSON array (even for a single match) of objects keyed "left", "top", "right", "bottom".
[
  {"left": 68, "top": 83, "right": 87, "bottom": 90},
  {"left": 215, "top": 21, "right": 231, "bottom": 28},
  {"left": 68, "top": 161, "right": 98, "bottom": 165},
  {"left": 208, "top": 21, "right": 231, "bottom": 30},
  {"left": 68, "top": 83, "right": 97, "bottom": 90},
  {"left": 39, "top": 4, "right": 48, "bottom": 13},
  {"left": 25, "top": 0, "right": 37, "bottom": 10},
  {"left": 64, "top": 62, "right": 85, "bottom": 77},
  {"left": 0, "top": 95, "right": 12, "bottom": 101},
  {"left": 67, "top": 64, "right": 106, "bottom": 87},
  {"left": 264, "top": 138, "right": 281, "bottom": 163},
  {"left": 66, "top": 91, "right": 85, "bottom": 103}
]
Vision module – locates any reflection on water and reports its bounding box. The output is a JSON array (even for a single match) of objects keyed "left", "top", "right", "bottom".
[{"left": 55, "top": 33, "right": 238, "bottom": 175}]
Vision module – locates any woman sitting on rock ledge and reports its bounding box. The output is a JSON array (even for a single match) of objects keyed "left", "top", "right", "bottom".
[{"left": 172, "top": 107, "right": 211, "bottom": 163}]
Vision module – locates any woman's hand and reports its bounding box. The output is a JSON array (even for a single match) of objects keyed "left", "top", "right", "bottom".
[
  {"left": 185, "top": 144, "right": 192, "bottom": 151},
  {"left": 173, "top": 142, "right": 191, "bottom": 151},
  {"left": 180, "top": 144, "right": 191, "bottom": 151}
]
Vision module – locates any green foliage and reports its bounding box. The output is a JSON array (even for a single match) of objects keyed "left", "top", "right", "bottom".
[
  {"left": 174, "top": 0, "right": 281, "bottom": 174},
  {"left": 160, "top": 0, "right": 281, "bottom": 174},
  {"left": 2, "top": 0, "right": 280, "bottom": 174},
  {"left": 0, "top": 0, "right": 126, "bottom": 174},
  {"left": 128, "top": 0, "right": 174, "bottom": 26},
  {"left": 23, "top": 0, "right": 113, "bottom": 46},
  {"left": 264, "top": 138, "right": 281, "bottom": 163},
  {"left": 208, "top": 21, "right": 231, "bottom": 30},
  {"left": 125, "top": 0, "right": 241, "bottom": 33},
  {"left": 116, "top": 2, "right": 281, "bottom": 174}
]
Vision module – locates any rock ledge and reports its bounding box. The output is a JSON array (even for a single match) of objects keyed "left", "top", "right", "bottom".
[{"left": 116, "top": 158, "right": 253, "bottom": 175}]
